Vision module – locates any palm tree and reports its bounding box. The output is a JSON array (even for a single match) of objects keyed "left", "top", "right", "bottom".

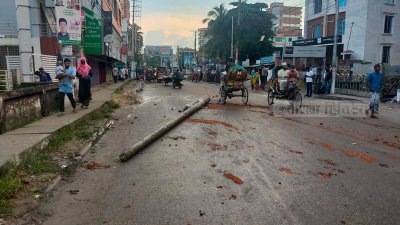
[{"left": 202, "top": 3, "right": 228, "bottom": 24}]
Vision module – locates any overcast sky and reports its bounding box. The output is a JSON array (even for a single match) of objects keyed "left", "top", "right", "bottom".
[{"left": 141, "top": 0, "right": 304, "bottom": 48}]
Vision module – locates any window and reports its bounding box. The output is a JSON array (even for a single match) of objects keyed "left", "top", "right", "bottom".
[
  {"left": 384, "top": 15, "right": 393, "bottom": 34},
  {"left": 385, "top": 0, "right": 395, "bottom": 4},
  {"left": 382, "top": 46, "right": 391, "bottom": 64},
  {"left": 314, "top": 0, "right": 322, "bottom": 14},
  {"left": 312, "top": 24, "right": 321, "bottom": 38},
  {"left": 338, "top": 19, "right": 346, "bottom": 35},
  {"left": 339, "top": 0, "right": 346, "bottom": 7}
]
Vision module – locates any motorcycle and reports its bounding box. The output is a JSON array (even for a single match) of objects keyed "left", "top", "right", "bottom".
[{"left": 172, "top": 75, "right": 183, "bottom": 89}]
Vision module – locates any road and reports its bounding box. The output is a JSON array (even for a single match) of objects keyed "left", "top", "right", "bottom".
[{"left": 42, "top": 80, "right": 400, "bottom": 225}]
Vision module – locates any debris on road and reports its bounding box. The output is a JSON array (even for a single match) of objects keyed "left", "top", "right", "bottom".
[
  {"left": 208, "top": 143, "right": 228, "bottom": 151},
  {"left": 223, "top": 172, "right": 244, "bottom": 185},
  {"left": 340, "top": 220, "right": 347, "bottom": 224},
  {"left": 199, "top": 210, "right": 205, "bottom": 217},
  {"left": 211, "top": 163, "right": 217, "bottom": 168},
  {"left": 217, "top": 185, "right": 223, "bottom": 189},
  {"left": 279, "top": 168, "right": 294, "bottom": 175},
  {"left": 229, "top": 195, "right": 237, "bottom": 200},
  {"left": 86, "top": 162, "right": 109, "bottom": 170},
  {"left": 182, "top": 104, "right": 190, "bottom": 112},
  {"left": 379, "top": 163, "right": 389, "bottom": 168},
  {"left": 68, "top": 190, "right": 79, "bottom": 195},
  {"left": 289, "top": 150, "right": 303, "bottom": 155},
  {"left": 166, "top": 136, "right": 187, "bottom": 141}
]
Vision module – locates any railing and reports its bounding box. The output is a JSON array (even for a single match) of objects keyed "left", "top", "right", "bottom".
[
  {"left": 39, "top": 23, "right": 57, "bottom": 37},
  {"left": 0, "top": 22, "right": 18, "bottom": 38},
  {"left": 335, "top": 73, "right": 369, "bottom": 92},
  {"left": 0, "top": 70, "right": 10, "bottom": 91}
]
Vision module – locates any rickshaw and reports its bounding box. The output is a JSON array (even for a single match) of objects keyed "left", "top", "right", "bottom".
[
  {"left": 136, "top": 67, "right": 145, "bottom": 80},
  {"left": 192, "top": 69, "right": 201, "bottom": 82},
  {"left": 144, "top": 68, "right": 155, "bottom": 83},
  {"left": 267, "top": 79, "right": 302, "bottom": 112},
  {"left": 219, "top": 65, "right": 249, "bottom": 105}
]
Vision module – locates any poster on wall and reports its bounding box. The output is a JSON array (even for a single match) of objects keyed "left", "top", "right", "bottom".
[
  {"left": 82, "top": 0, "right": 103, "bottom": 55},
  {"left": 54, "top": 0, "right": 82, "bottom": 46}
]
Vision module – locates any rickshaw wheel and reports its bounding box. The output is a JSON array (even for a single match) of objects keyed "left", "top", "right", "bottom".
[
  {"left": 291, "top": 90, "right": 302, "bottom": 112},
  {"left": 267, "top": 89, "right": 275, "bottom": 105},
  {"left": 242, "top": 87, "right": 249, "bottom": 105},
  {"left": 219, "top": 86, "right": 227, "bottom": 104}
]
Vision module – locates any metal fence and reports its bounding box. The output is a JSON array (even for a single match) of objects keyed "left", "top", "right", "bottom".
[
  {"left": 335, "top": 73, "right": 369, "bottom": 93},
  {"left": 0, "top": 22, "right": 18, "bottom": 38},
  {"left": 0, "top": 70, "right": 10, "bottom": 91}
]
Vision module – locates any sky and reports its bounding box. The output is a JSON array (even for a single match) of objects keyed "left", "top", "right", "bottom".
[{"left": 140, "top": 0, "right": 303, "bottom": 49}]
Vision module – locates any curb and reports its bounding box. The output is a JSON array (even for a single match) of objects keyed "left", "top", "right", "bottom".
[{"left": 315, "top": 95, "right": 364, "bottom": 102}]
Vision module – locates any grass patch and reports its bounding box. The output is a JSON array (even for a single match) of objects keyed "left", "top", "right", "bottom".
[{"left": 0, "top": 100, "right": 121, "bottom": 216}]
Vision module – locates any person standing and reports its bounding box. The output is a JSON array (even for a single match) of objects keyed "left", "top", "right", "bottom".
[
  {"left": 39, "top": 67, "right": 52, "bottom": 82},
  {"left": 366, "top": 64, "right": 383, "bottom": 118},
  {"left": 112, "top": 67, "right": 119, "bottom": 83},
  {"left": 55, "top": 58, "right": 77, "bottom": 116},
  {"left": 324, "top": 66, "right": 332, "bottom": 94},
  {"left": 305, "top": 67, "right": 315, "bottom": 97},
  {"left": 77, "top": 57, "right": 92, "bottom": 109},
  {"left": 261, "top": 65, "right": 268, "bottom": 89},
  {"left": 119, "top": 68, "right": 126, "bottom": 81},
  {"left": 250, "top": 68, "right": 256, "bottom": 89}
]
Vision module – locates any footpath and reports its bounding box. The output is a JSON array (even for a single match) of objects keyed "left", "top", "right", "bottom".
[{"left": 0, "top": 81, "right": 125, "bottom": 168}]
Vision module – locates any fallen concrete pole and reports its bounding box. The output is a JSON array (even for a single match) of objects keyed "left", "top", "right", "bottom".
[{"left": 119, "top": 98, "right": 211, "bottom": 162}]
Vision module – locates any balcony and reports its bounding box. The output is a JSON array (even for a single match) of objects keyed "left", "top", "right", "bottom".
[
  {"left": 39, "top": 23, "right": 57, "bottom": 37},
  {"left": 0, "top": 23, "right": 18, "bottom": 38}
]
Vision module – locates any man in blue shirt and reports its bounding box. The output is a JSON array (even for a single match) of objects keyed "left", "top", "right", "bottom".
[
  {"left": 366, "top": 64, "right": 383, "bottom": 118},
  {"left": 56, "top": 58, "right": 77, "bottom": 116}
]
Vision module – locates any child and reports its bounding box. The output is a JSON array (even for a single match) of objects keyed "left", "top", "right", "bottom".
[{"left": 55, "top": 60, "right": 66, "bottom": 85}]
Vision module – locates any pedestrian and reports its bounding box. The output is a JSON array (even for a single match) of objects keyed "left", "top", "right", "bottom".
[
  {"left": 305, "top": 67, "right": 315, "bottom": 97},
  {"left": 112, "top": 67, "right": 119, "bottom": 83},
  {"left": 276, "top": 62, "right": 288, "bottom": 91},
  {"left": 119, "top": 68, "right": 126, "bottom": 81},
  {"left": 39, "top": 67, "right": 52, "bottom": 82},
  {"left": 366, "top": 64, "right": 383, "bottom": 118},
  {"left": 55, "top": 58, "right": 77, "bottom": 116},
  {"left": 34, "top": 71, "right": 47, "bottom": 82},
  {"left": 77, "top": 57, "right": 92, "bottom": 109},
  {"left": 324, "top": 66, "right": 332, "bottom": 94},
  {"left": 261, "top": 65, "right": 268, "bottom": 89}
]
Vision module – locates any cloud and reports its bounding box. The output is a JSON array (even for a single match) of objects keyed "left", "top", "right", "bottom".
[{"left": 144, "top": 29, "right": 194, "bottom": 48}]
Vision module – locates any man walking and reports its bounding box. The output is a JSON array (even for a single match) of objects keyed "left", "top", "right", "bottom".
[
  {"left": 305, "top": 67, "right": 315, "bottom": 97},
  {"left": 55, "top": 58, "right": 77, "bottom": 116},
  {"left": 112, "top": 67, "right": 119, "bottom": 83},
  {"left": 366, "top": 64, "right": 383, "bottom": 118},
  {"left": 324, "top": 66, "right": 332, "bottom": 94}
]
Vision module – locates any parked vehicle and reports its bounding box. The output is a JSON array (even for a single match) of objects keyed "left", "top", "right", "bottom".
[{"left": 136, "top": 67, "right": 145, "bottom": 80}]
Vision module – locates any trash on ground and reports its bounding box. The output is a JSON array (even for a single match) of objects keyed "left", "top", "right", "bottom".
[
  {"left": 229, "top": 195, "right": 237, "bottom": 200},
  {"left": 199, "top": 210, "right": 205, "bottom": 216},
  {"left": 86, "top": 162, "right": 109, "bottom": 170},
  {"left": 68, "top": 190, "right": 79, "bottom": 195},
  {"left": 223, "top": 172, "right": 244, "bottom": 185}
]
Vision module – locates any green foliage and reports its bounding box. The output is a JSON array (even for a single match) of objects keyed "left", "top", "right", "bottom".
[{"left": 202, "top": 2, "right": 275, "bottom": 63}]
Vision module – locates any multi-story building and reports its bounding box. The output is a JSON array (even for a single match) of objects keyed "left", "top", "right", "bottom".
[
  {"left": 304, "top": 0, "right": 400, "bottom": 65},
  {"left": 197, "top": 28, "right": 209, "bottom": 62},
  {"left": 120, "top": 0, "right": 130, "bottom": 65},
  {"left": 269, "top": 2, "right": 303, "bottom": 47}
]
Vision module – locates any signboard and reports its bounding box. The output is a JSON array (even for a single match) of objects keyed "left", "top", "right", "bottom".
[
  {"left": 292, "top": 35, "right": 342, "bottom": 46},
  {"left": 283, "top": 46, "right": 326, "bottom": 58},
  {"left": 146, "top": 46, "right": 173, "bottom": 57},
  {"left": 256, "top": 60, "right": 261, "bottom": 65},
  {"left": 82, "top": 0, "right": 102, "bottom": 55},
  {"left": 55, "top": 0, "right": 82, "bottom": 45},
  {"left": 260, "top": 56, "right": 274, "bottom": 64}
]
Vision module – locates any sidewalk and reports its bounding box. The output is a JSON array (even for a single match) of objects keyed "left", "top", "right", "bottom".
[
  {"left": 0, "top": 81, "right": 125, "bottom": 168},
  {"left": 315, "top": 93, "right": 370, "bottom": 103}
]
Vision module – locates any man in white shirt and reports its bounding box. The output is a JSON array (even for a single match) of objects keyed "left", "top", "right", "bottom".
[
  {"left": 305, "top": 67, "right": 315, "bottom": 97},
  {"left": 112, "top": 67, "right": 119, "bottom": 83},
  {"left": 276, "top": 62, "right": 288, "bottom": 91}
]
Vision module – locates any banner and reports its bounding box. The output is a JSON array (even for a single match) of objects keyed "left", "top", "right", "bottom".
[
  {"left": 55, "top": 0, "right": 82, "bottom": 45},
  {"left": 82, "top": 0, "right": 102, "bottom": 55}
]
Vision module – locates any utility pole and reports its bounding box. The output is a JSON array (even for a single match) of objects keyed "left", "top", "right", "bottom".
[
  {"left": 230, "top": 16, "right": 234, "bottom": 59},
  {"left": 194, "top": 30, "right": 197, "bottom": 65},
  {"left": 235, "top": 0, "right": 242, "bottom": 64},
  {"left": 131, "top": 0, "right": 136, "bottom": 76},
  {"left": 331, "top": 0, "right": 339, "bottom": 94}
]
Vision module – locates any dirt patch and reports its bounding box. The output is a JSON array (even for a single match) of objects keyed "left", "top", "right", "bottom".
[
  {"left": 112, "top": 82, "right": 140, "bottom": 107},
  {"left": 279, "top": 168, "right": 294, "bottom": 175},
  {"left": 223, "top": 172, "right": 244, "bottom": 185},
  {"left": 188, "top": 119, "right": 238, "bottom": 130}
]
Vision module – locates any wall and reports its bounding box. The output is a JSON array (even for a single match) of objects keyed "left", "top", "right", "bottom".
[
  {"left": 0, "top": 0, "right": 17, "bottom": 24},
  {"left": 0, "top": 84, "right": 59, "bottom": 134}
]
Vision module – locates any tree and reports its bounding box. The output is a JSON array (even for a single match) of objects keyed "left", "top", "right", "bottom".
[
  {"left": 202, "top": 2, "right": 274, "bottom": 64},
  {"left": 202, "top": 3, "right": 228, "bottom": 25}
]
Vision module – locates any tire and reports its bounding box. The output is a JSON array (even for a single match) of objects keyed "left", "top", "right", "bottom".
[
  {"left": 292, "top": 90, "right": 302, "bottom": 112},
  {"left": 219, "top": 86, "right": 227, "bottom": 104},
  {"left": 242, "top": 87, "right": 249, "bottom": 105},
  {"left": 267, "top": 89, "right": 275, "bottom": 105}
]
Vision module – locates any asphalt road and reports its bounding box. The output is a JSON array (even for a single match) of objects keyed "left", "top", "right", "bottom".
[{"left": 42, "top": 80, "right": 400, "bottom": 225}]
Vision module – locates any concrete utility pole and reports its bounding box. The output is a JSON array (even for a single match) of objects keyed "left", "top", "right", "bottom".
[
  {"left": 235, "top": 0, "right": 242, "bottom": 64},
  {"left": 194, "top": 30, "right": 197, "bottom": 65},
  {"left": 331, "top": 0, "right": 339, "bottom": 94},
  {"left": 230, "top": 16, "right": 234, "bottom": 59},
  {"left": 131, "top": 0, "right": 136, "bottom": 76}
]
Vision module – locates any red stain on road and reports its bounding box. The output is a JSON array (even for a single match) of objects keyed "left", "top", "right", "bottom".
[
  {"left": 345, "top": 151, "right": 378, "bottom": 163},
  {"left": 242, "top": 159, "right": 250, "bottom": 163},
  {"left": 203, "top": 127, "right": 218, "bottom": 137},
  {"left": 322, "top": 143, "right": 336, "bottom": 152},
  {"left": 86, "top": 162, "right": 107, "bottom": 170},
  {"left": 208, "top": 143, "right": 228, "bottom": 151},
  {"left": 307, "top": 141, "right": 316, "bottom": 145},
  {"left": 318, "top": 172, "right": 334, "bottom": 179},
  {"left": 279, "top": 168, "right": 294, "bottom": 175},
  {"left": 223, "top": 172, "right": 244, "bottom": 185},
  {"left": 188, "top": 119, "right": 238, "bottom": 130},
  {"left": 389, "top": 155, "right": 397, "bottom": 160}
]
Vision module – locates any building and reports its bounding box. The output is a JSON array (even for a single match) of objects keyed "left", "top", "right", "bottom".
[
  {"left": 197, "top": 28, "right": 209, "bottom": 63},
  {"left": 304, "top": 0, "right": 400, "bottom": 65},
  {"left": 120, "top": 0, "right": 130, "bottom": 65},
  {"left": 269, "top": 2, "right": 303, "bottom": 47}
]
